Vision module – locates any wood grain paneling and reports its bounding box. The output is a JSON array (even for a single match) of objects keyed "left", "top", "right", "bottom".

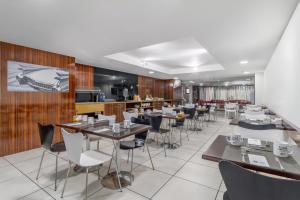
[
  {"left": 0, "top": 42, "right": 76, "bottom": 156},
  {"left": 104, "top": 103, "right": 126, "bottom": 122},
  {"left": 138, "top": 76, "right": 173, "bottom": 99},
  {"left": 75, "top": 63, "right": 94, "bottom": 88}
]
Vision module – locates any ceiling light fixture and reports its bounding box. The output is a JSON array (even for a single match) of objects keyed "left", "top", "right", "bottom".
[
  {"left": 243, "top": 71, "right": 250, "bottom": 74},
  {"left": 240, "top": 60, "right": 248, "bottom": 65},
  {"left": 149, "top": 71, "right": 155, "bottom": 74},
  {"left": 174, "top": 77, "right": 179, "bottom": 80},
  {"left": 189, "top": 81, "right": 195, "bottom": 84}
]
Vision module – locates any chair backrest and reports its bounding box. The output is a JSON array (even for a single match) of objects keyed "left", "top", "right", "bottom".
[
  {"left": 183, "top": 107, "right": 196, "bottom": 119},
  {"left": 131, "top": 117, "right": 150, "bottom": 140},
  {"left": 38, "top": 123, "right": 54, "bottom": 149},
  {"left": 150, "top": 115, "right": 163, "bottom": 132},
  {"left": 98, "top": 114, "right": 116, "bottom": 126},
  {"left": 123, "top": 112, "right": 138, "bottom": 121},
  {"left": 219, "top": 161, "right": 300, "bottom": 200},
  {"left": 61, "top": 128, "right": 83, "bottom": 165}
]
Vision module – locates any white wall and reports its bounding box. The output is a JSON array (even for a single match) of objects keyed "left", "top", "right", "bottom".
[
  {"left": 264, "top": 2, "right": 300, "bottom": 128},
  {"left": 255, "top": 72, "right": 264, "bottom": 105}
]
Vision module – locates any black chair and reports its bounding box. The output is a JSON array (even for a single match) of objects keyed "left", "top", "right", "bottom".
[
  {"left": 183, "top": 107, "right": 197, "bottom": 131},
  {"left": 107, "top": 117, "right": 154, "bottom": 185},
  {"left": 36, "top": 123, "right": 66, "bottom": 191},
  {"left": 171, "top": 118, "right": 189, "bottom": 145},
  {"left": 149, "top": 115, "right": 170, "bottom": 157},
  {"left": 219, "top": 160, "right": 300, "bottom": 200}
]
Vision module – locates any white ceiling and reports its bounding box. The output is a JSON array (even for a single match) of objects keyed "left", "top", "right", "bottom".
[
  {"left": 106, "top": 38, "right": 224, "bottom": 75},
  {"left": 0, "top": 0, "right": 299, "bottom": 81}
]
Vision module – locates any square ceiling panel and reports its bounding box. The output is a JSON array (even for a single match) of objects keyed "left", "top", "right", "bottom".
[{"left": 105, "top": 38, "right": 224, "bottom": 74}]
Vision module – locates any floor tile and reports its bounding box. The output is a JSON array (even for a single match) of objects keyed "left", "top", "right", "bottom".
[
  {"left": 44, "top": 172, "right": 103, "bottom": 200},
  {"left": 19, "top": 189, "right": 54, "bottom": 200},
  {"left": 0, "top": 157, "right": 10, "bottom": 168},
  {"left": 127, "top": 165, "right": 171, "bottom": 198},
  {"left": 89, "top": 188, "right": 147, "bottom": 200},
  {"left": 152, "top": 176, "right": 217, "bottom": 200},
  {"left": 189, "top": 151, "right": 218, "bottom": 168},
  {"left": 5, "top": 148, "right": 43, "bottom": 164},
  {"left": 0, "top": 164, "right": 23, "bottom": 183},
  {"left": 0, "top": 175, "right": 40, "bottom": 199},
  {"left": 14, "top": 153, "right": 61, "bottom": 174},
  {"left": 158, "top": 147, "right": 196, "bottom": 161},
  {"left": 176, "top": 162, "right": 222, "bottom": 190},
  {"left": 143, "top": 154, "right": 186, "bottom": 175},
  {"left": 27, "top": 160, "right": 69, "bottom": 188}
]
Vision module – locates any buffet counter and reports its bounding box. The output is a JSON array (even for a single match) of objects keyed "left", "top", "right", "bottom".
[{"left": 75, "top": 99, "right": 173, "bottom": 122}]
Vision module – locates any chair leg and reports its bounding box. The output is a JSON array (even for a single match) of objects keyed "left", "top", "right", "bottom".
[
  {"left": 85, "top": 168, "right": 89, "bottom": 200},
  {"left": 127, "top": 150, "right": 130, "bottom": 163},
  {"left": 97, "top": 165, "right": 100, "bottom": 180},
  {"left": 61, "top": 161, "right": 72, "bottom": 198},
  {"left": 130, "top": 149, "right": 134, "bottom": 185},
  {"left": 179, "top": 127, "right": 182, "bottom": 146},
  {"left": 185, "top": 126, "right": 189, "bottom": 141},
  {"left": 54, "top": 153, "right": 59, "bottom": 191},
  {"left": 146, "top": 143, "right": 155, "bottom": 170},
  {"left": 163, "top": 135, "right": 167, "bottom": 157},
  {"left": 36, "top": 150, "right": 46, "bottom": 180},
  {"left": 97, "top": 140, "right": 100, "bottom": 151}
]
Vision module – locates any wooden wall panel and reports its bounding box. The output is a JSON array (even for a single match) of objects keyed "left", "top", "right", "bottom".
[
  {"left": 138, "top": 76, "right": 173, "bottom": 99},
  {"left": 0, "top": 42, "right": 76, "bottom": 156},
  {"left": 75, "top": 63, "right": 94, "bottom": 88}
]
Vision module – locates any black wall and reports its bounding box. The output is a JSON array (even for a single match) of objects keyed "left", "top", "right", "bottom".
[{"left": 94, "top": 67, "right": 138, "bottom": 100}]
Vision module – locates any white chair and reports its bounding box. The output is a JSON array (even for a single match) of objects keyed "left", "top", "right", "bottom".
[
  {"left": 209, "top": 106, "right": 217, "bottom": 121},
  {"left": 61, "top": 129, "right": 112, "bottom": 200},
  {"left": 123, "top": 112, "right": 138, "bottom": 121},
  {"left": 225, "top": 103, "right": 237, "bottom": 118}
]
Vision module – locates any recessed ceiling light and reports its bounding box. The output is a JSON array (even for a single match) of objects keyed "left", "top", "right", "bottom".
[
  {"left": 149, "top": 71, "right": 155, "bottom": 74},
  {"left": 240, "top": 60, "right": 248, "bottom": 65},
  {"left": 243, "top": 71, "right": 250, "bottom": 74},
  {"left": 174, "top": 77, "right": 179, "bottom": 79},
  {"left": 199, "top": 83, "right": 204, "bottom": 86},
  {"left": 189, "top": 81, "right": 195, "bottom": 83}
]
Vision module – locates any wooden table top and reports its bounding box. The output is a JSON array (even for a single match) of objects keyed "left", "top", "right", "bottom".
[
  {"left": 56, "top": 121, "right": 151, "bottom": 140},
  {"left": 202, "top": 135, "right": 300, "bottom": 180}
]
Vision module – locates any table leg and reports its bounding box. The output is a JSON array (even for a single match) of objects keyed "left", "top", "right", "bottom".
[{"left": 101, "top": 140, "right": 132, "bottom": 190}]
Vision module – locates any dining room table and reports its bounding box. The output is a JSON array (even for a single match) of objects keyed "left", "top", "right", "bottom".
[
  {"left": 202, "top": 135, "right": 300, "bottom": 180},
  {"left": 56, "top": 120, "right": 152, "bottom": 190}
]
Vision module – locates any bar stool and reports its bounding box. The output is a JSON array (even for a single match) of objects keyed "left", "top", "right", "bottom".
[{"left": 36, "top": 123, "right": 66, "bottom": 191}]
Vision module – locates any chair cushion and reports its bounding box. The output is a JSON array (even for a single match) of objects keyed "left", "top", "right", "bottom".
[
  {"left": 50, "top": 142, "right": 66, "bottom": 152},
  {"left": 120, "top": 141, "right": 136, "bottom": 150},
  {"left": 80, "top": 150, "right": 111, "bottom": 167},
  {"left": 120, "top": 139, "right": 145, "bottom": 150}
]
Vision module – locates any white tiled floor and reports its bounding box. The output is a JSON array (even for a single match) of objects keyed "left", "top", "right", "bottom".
[{"left": 0, "top": 115, "right": 231, "bottom": 200}]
